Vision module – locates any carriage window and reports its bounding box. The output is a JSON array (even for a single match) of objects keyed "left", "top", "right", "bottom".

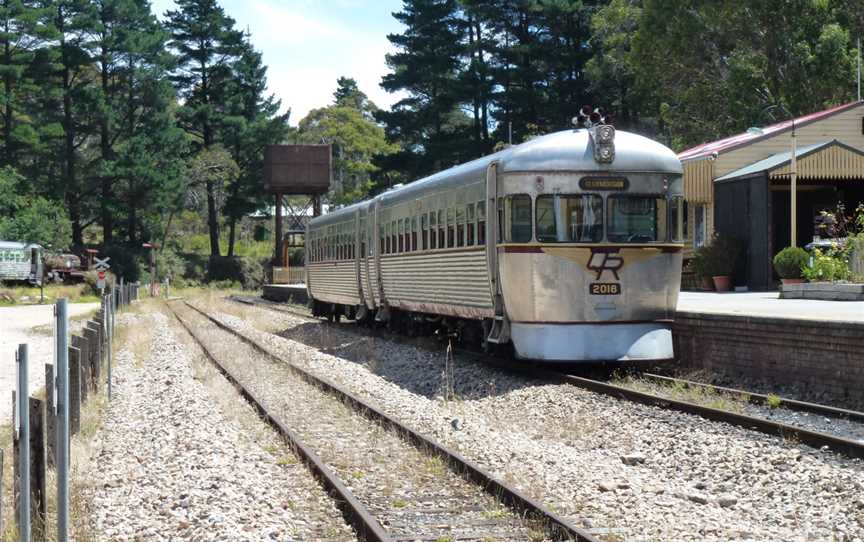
[
  {"left": 505, "top": 195, "right": 532, "bottom": 242},
  {"left": 391, "top": 220, "right": 397, "bottom": 253},
  {"left": 411, "top": 216, "right": 418, "bottom": 251},
  {"left": 447, "top": 207, "right": 455, "bottom": 248},
  {"left": 437, "top": 210, "right": 445, "bottom": 249},
  {"left": 397, "top": 219, "right": 404, "bottom": 253},
  {"left": 477, "top": 201, "right": 486, "bottom": 246},
  {"left": 670, "top": 196, "right": 687, "bottom": 243},
  {"left": 421, "top": 214, "right": 428, "bottom": 250},
  {"left": 429, "top": 212, "right": 437, "bottom": 249},
  {"left": 607, "top": 196, "right": 668, "bottom": 243},
  {"left": 384, "top": 223, "right": 390, "bottom": 254},
  {"left": 536, "top": 195, "right": 603, "bottom": 243},
  {"left": 456, "top": 206, "right": 465, "bottom": 247},
  {"left": 466, "top": 203, "right": 475, "bottom": 246}
]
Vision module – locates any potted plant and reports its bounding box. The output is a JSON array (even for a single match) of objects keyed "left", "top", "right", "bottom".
[
  {"left": 691, "top": 247, "right": 714, "bottom": 291},
  {"left": 703, "top": 233, "right": 742, "bottom": 292},
  {"left": 772, "top": 246, "right": 808, "bottom": 284}
]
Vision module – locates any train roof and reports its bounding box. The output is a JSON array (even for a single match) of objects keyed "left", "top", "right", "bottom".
[
  {"left": 0, "top": 240, "right": 42, "bottom": 249},
  {"left": 309, "top": 128, "right": 681, "bottom": 228}
]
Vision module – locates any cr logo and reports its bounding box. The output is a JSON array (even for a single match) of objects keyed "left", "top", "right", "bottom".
[{"left": 587, "top": 248, "right": 623, "bottom": 280}]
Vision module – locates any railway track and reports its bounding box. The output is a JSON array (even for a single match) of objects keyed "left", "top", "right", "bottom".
[
  {"left": 168, "top": 300, "right": 598, "bottom": 542},
  {"left": 226, "top": 295, "right": 864, "bottom": 460}
]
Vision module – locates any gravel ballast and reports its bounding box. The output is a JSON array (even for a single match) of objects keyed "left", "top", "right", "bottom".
[
  {"left": 85, "top": 310, "right": 354, "bottom": 541},
  {"left": 176, "top": 303, "right": 545, "bottom": 541},
  {"left": 210, "top": 298, "right": 864, "bottom": 542}
]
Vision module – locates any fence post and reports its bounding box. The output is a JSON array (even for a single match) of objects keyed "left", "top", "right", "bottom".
[
  {"left": 45, "top": 364, "right": 56, "bottom": 468},
  {"left": 107, "top": 299, "right": 112, "bottom": 401},
  {"left": 69, "top": 347, "right": 81, "bottom": 435},
  {"left": 56, "top": 298, "right": 70, "bottom": 542},
  {"left": 29, "top": 398, "right": 46, "bottom": 540},
  {"left": 71, "top": 336, "right": 88, "bottom": 403},
  {"left": 16, "top": 344, "right": 30, "bottom": 542}
]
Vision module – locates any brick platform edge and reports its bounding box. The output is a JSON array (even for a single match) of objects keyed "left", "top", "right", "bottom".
[
  {"left": 673, "top": 311, "right": 864, "bottom": 407},
  {"left": 262, "top": 284, "right": 309, "bottom": 305}
]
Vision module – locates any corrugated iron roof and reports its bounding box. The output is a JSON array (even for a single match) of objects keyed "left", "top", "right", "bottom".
[
  {"left": 0, "top": 241, "right": 41, "bottom": 249},
  {"left": 678, "top": 101, "right": 864, "bottom": 162},
  {"left": 713, "top": 139, "right": 858, "bottom": 181}
]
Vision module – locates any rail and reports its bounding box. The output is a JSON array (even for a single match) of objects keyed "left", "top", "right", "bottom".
[{"left": 173, "top": 299, "right": 599, "bottom": 542}]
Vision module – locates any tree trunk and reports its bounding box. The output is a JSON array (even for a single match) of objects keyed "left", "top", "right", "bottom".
[
  {"left": 127, "top": 197, "right": 137, "bottom": 244},
  {"left": 61, "top": 25, "right": 82, "bottom": 247},
  {"left": 100, "top": 40, "right": 113, "bottom": 244},
  {"left": 227, "top": 217, "right": 236, "bottom": 257},
  {"left": 206, "top": 179, "right": 220, "bottom": 257},
  {"left": 3, "top": 28, "right": 13, "bottom": 164}
]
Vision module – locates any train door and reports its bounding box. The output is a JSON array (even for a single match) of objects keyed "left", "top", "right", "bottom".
[
  {"left": 373, "top": 199, "right": 389, "bottom": 321},
  {"left": 363, "top": 201, "right": 376, "bottom": 309},
  {"left": 485, "top": 162, "right": 510, "bottom": 345},
  {"left": 354, "top": 209, "right": 365, "bottom": 307}
]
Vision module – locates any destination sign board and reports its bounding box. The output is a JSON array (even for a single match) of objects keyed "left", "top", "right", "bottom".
[{"left": 579, "top": 177, "right": 629, "bottom": 191}]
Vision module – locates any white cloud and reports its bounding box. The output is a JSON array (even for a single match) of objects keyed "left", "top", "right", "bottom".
[{"left": 150, "top": 0, "right": 407, "bottom": 125}]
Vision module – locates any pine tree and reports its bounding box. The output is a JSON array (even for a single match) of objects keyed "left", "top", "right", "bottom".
[
  {"left": 220, "top": 37, "right": 289, "bottom": 257},
  {"left": 0, "top": 0, "right": 56, "bottom": 165},
  {"left": 166, "top": 0, "right": 244, "bottom": 257},
  {"left": 380, "top": 0, "right": 468, "bottom": 180}
]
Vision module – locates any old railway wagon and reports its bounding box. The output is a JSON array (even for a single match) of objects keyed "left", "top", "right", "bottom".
[
  {"left": 0, "top": 241, "right": 43, "bottom": 284},
  {"left": 306, "top": 122, "right": 685, "bottom": 362}
]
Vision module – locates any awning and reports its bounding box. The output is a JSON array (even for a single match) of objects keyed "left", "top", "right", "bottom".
[{"left": 715, "top": 139, "right": 864, "bottom": 182}]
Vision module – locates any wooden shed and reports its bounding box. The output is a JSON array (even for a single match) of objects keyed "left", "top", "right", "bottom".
[{"left": 677, "top": 101, "right": 864, "bottom": 289}]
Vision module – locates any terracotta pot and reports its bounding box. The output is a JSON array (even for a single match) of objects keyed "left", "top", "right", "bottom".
[
  {"left": 712, "top": 275, "right": 732, "bottom": 292},
  {"left": 701, "top": 276, "right": 715, "bottom": 291},
  {"left": 781, "top": 278, "right": 804, "bottom": 285}
]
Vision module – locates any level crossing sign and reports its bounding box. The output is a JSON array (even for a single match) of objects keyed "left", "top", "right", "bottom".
[{"left": 95, "top": 256, "right": 110, "bottom": 290}]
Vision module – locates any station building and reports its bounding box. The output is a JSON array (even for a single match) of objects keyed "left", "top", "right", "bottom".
[{"left": 677, "top": 100, "right": 864, "bottom": 289}]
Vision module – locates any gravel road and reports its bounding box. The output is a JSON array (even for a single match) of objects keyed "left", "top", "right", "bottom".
[
  {"left": 0, "top": 302, "right": 98, "bottom": 422},
  {"left": 86, "top": 309, "right": 354, "bottom": 541},
  {"left": 208, "top": 297, "right": 864, "bottom": 542}
]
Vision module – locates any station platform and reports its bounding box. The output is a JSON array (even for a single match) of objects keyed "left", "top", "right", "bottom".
[
  {"left": 262, "top": 284, "right": 308, "bottom": 305},
  {"left": 676, "top": 291, "right": 864, "bottom": 323}
]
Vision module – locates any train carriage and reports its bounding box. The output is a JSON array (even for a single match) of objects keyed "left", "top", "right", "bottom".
[{"left": 306, "top": 120, "right": 684, "bottom": 362}]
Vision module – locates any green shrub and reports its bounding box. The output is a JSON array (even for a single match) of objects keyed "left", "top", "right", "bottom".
[
  {"left": 695, "top": 233, "right": 743, "bottom": 277},
  {"left": 802, "top": 249, "right": 850, "bottom": 282},
  {"left": 772, "top": 246, "right": 809, "bottom": 279},
  {"left": 103, "top": 244, "right": 144, "bottom": 282}
]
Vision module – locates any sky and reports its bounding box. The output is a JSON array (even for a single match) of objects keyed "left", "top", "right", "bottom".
[{"left": 150, "top": 0, "right": 406, "bottom": 125}]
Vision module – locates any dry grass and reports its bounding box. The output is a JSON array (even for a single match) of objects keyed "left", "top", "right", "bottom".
[
  {"left": 614, "top": 374, "right": 750, "bottom": 414},
  {"left": 0, "top": 284, "right": 98, "bottom": 307}
]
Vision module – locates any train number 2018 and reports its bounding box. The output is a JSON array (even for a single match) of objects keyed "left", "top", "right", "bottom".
[{"left": 590, "top": 282, "right": 621, "bottom": 295}]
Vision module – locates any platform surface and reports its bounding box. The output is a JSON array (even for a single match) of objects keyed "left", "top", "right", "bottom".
[{"left": 677, "top": 291, "right": 864, "bottom": 322}]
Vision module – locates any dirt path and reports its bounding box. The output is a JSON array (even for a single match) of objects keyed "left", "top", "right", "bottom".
[{"left": 0, "top": 302, "right": 100, "bottom": 423}]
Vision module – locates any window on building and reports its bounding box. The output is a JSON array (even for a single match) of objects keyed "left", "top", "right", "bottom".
[
  {"left": 607, "top": 196, "right": 668, "bottom": 243},
  {"left": 505, "top": 195, "right": 533, "bottom": 242},
  {"left": 536, "top": 195, "right": 603, "bottom": 242},
  {"left": 694, "top": 204, "right": 707, "bottom": 248}
]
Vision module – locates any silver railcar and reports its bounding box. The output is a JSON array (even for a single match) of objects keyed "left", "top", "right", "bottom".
[{"left": 306, "top": 125, "right": 684, "bottom": 362}]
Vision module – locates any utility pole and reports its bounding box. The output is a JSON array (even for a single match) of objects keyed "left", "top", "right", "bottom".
[{"left": 790, "top": 121, "right": 797, "bottom": 247}]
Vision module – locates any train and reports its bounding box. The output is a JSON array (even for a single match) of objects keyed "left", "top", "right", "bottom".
[
  {"left": 0, "top": 241, "right": 43, "bottom": 284},
  {"left": 305, "top": 116, "right": 684, "bottom": 362}
]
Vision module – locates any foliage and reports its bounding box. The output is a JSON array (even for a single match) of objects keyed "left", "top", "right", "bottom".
[
  {"left": 695, "top": 233, "right": 743, "bottom": 277},
  {"left": 297, "top": 103, "right": 398, "bottom": 206},
  {"left": 772, "top": 247, "right": 809, "bottom": 279},
  {"left": 802, "top": 248, "right": 850, "bottom": 282},
  {"left": 0, "top": 166, "right": 71, "bottom": 248}
]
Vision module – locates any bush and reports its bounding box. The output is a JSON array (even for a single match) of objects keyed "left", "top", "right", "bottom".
[
  {"left": 695, "top": 233, "right": 743, "bottom": 277},
  {"left": 206, "top": 255, "right": 268, "bottom": 289},
  {"left": 104, "top": 244, "right": 144, "bottom": 282},
  {"left": 773, "top": 246, "right": 809, "bottom": 279},
  {"left": 802, "top": 249, "right": 850, "bottom": 282}
]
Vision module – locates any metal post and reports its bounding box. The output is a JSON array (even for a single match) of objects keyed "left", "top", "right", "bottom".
[
  {"left": 55, "top": 299, "right": 69, "bottom": 542},
  {"left": 274, "top": 192, "right": 284, "bottom": 266},
  {"left": 16, "top": 344, "right": 30, "bottom": 542},
  {"left": 791, "top": 122, "right": 797, "bottom": 247},
  {"left": 106, "top": 298, "right": 112, "bottom": 401},
  {"left": 858, "top": 36, "right": 861, "bottom": 102}
]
